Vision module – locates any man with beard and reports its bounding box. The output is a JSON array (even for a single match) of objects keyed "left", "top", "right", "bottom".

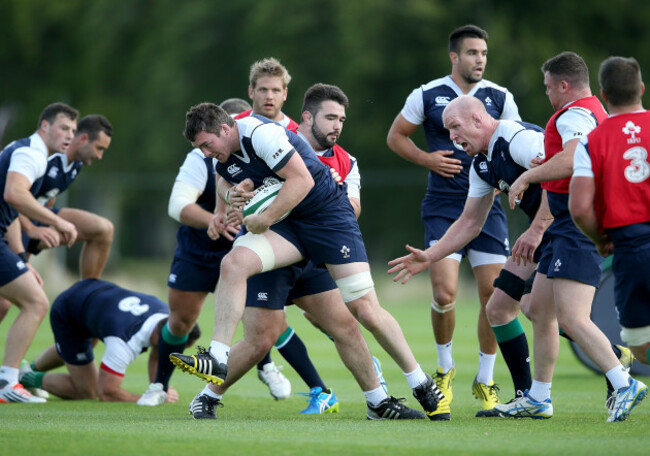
[
  {"left": 386, "top": 24, "right": 520, "bottom": 419},
  {"left": 175, "top": 85, "right": 435, "bottom": 421}
]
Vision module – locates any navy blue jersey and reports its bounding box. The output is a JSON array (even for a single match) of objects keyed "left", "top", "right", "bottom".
[
  {"left": 402, "top": 76, "right": 520, "bottom": 196},
  {"left": 174, "top": 155, "right": 233, "bottom": 264},
  {"left": 216, "top": 116, "right": 346, "bottom": 218},
  {"left": 0, "top": 134, "right": 47, "bottom": 233},
  {"left": 50, "top": 279, "right": 169, "bottom": 372},
  {"left": 471, "top": 121, "right": 545, "bottom": 221},
  {"left": 52, "top": 279, "right": 168, "bottom": 341},
  {"left": 35, "top": 153, "right": 83, "bottom": 205}
]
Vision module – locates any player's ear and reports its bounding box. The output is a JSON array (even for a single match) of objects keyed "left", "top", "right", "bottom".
[
  {"left": 301, "top": 110, "right": 313, "bottom": 125},
  {"left": 449, "top": 52, "right": 458, "bottom": 65},
  {"left": 248, "top": 85, "right": 254, "bottom": 99}
]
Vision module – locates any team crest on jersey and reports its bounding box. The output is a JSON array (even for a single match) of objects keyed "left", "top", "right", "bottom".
[
  {"left": 48, "top": 167, "right": 59, "bottom": 178},
  {"left": 227, "top": 163, "right": 242, "bottom": 176},
  {"left": 435, "top": 96, "right": 451, "bottom": 106},
  {"left": 623, "top": 121, "right": 642, "bottom": 144},
  {"left": 484, "top": 97, "right": 493, "bottom": 106}
]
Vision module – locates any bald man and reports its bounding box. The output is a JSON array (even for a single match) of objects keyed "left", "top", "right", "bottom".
[{"left": 389, "top": 95, "right": 551, "bottom": 412}]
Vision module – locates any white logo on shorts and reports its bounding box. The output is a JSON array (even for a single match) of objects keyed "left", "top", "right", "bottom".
[
  {"left": 16, "top": 261, "right": 26, "bottom": 270},
  {"left": 257, "top": 292, "right": 268, "bottom": 301},
  {"left": 554, "top": 259, "right": 562, "bottom": 272},
  {"left": 169, "top": 273, "right": 177, "bottom": 283},
  {"left": 76, "top": 353, "right": 88, "bottom": 362},
  {"left": 340, "top": 245, "right": 350, "bottom": 259}
]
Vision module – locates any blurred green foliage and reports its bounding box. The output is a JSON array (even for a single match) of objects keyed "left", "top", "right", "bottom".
[{"left": 2, "top": 0, "right": 649, "bottom": 266}]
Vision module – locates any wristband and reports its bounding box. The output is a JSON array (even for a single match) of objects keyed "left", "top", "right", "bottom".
[{"left": 18, "top": 252, "right": 28, "bottom": 263}]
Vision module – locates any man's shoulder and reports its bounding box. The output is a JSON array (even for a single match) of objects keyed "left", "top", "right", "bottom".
[{"left": 476, "top": 79, "right": 511, "bottom": 94}]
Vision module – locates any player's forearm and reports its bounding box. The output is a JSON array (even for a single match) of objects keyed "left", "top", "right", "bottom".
[
  {"left": 529, "top": 190, "right": 554, "bottom": 235},
  {"left": 5, "top": 187, "right": 59, "bottom": 226},
  {"left": 180, "top": 204, "right": 213, "bottom": 229},
  {"left": 425, "top": 216, "right": 482, "bottom": 263},
  {"left": 387, "top": 133, "right": 430, "bottom": 168}
]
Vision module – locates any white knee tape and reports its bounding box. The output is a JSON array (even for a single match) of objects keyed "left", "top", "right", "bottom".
[
  {"left": 233, "top": 232, "right": 275, "bottom": 272},
  {"left": 335, "top": 271, "right": 374, "bottom": 303},
  {"left": 620, "top": 325, "right": 650, "bottom": 347},
  {"left": 432, "top": 299, "right": 455, "bottom": 314}
]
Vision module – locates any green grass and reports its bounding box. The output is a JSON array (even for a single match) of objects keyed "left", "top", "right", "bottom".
[{"left": 1, "top": 259, "right": 648, "bottom": 455}]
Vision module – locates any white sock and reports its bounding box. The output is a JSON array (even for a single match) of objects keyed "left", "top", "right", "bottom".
[
  {"left": 201, "top": 385, "right": 222, "bottom": 400},
  {"left": 528, "top": 380, "right": 552, "bottom": 402},
  {"left": 436, "top": 342, "right": 454, "bottom": 373},
  {"left": 476, "top": 351, "right": 497, "bottom": 385},
  {"left": 209, "top": 340, "right": 231, "bottom": 364},
  {"left": 606, "top": 365, "right": 631, "bottom": 391},
  {"left": 364, "top": 386, "right": 388, "bottom": 407},
  {"left": 0, "top": 366, "right": 19, "bottom": 386},
  {"left": 404, "top": 364, "right": 428, "bottom": 389}
]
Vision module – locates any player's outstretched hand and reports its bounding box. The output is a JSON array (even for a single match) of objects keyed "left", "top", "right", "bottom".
[
  {"left": 425, "top": 150, "right": 463, "bottom": 178},
  {"left": 387, "top": 244, "right": 431, "bottom": 284}
]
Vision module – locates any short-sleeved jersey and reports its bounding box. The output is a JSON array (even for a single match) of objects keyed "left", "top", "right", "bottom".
[
  {"left": 172, "top": 149, "right": 233, "bottom": 264},
  {"left": 470, "top": 120, "right": 545, "bottom": 221},
  {"left": 401, "top": 76, "right": 521, "bottom": 195},
  {"left": 52, "top": 279, "right": 168, "bottom": 375},
  {"left": 542, "top": 96, "right": 607, "bottom": 193},
  {"left": 0, "top": 133, "right": 48, "bottom": 233},
  {"left": 34, "top": 153, "right": 83, "bottom": 205},
  {"left": 216, "top": 116, "right": 345, "bottom": 218},
  {"left": 574, "top": 111, "right": 650, "bottom": 235},
  {"left": 234, "top": 109, "right": 300, "bottom": 133}
]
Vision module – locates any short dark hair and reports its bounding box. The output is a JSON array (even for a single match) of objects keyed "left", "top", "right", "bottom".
[
  {"left": 449, "top": 25, "right": 488, "bottom": 54},
  {"left": 301, "top": 83, "right": 349, "bottom": 116},
  {"left": 76, "top": 115, "right": 113, "bottom": 141},
  {"left": 599, "top": 56, "right": 643, "bottom": 107},
  {"left": 541, "top": 51, "right": 590, "bottom": 88},
  {"left": 183, "top": 102, "right": 234, "bottom": 142},
  {"left": 219, "top": 98, "right": 252, "bottom": 116},
  {"left": 37, "top": 102, "right": 78, "bottom": 129}
]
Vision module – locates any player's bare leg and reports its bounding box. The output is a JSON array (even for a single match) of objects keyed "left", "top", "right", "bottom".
[
  {"left": 296, "top": 291, "right": 378, "bottom": 391},
  {"left": 41, "top": 362, "right": 98, "bottom": 400},
  {"left": 0, "top": 274, "right": 49, "bottom": 370},
  {"left": 212, "top": 307, "right": 285, "bottom": 395},
  {"left": 429, "top": 259, "right": 459, "bottom": 351},
  {"left": 528, "top": 273, "right": 558, "bottom": 384},
  {"left": 554, "top": 279, "right": 619, "bottom": 372},
  {"left": 56, "top": 208, "right": 114, "bottom": 278}
]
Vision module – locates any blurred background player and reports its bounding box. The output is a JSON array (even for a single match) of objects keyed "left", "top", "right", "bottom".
[
  {"left": 0, "top": 102, "right": 78, "bottom": 403},
  {"left": 19, "top": 278, "right": 200, "bottom": 403},
  {"left": 386, "top": 24, "right": 519, "bottom": 418},
  {"left": 571, "top": 55, "right": 649, "bottom": 421},
  {"left": 19, "top": 114, "right": 114, "bottom": 279}
]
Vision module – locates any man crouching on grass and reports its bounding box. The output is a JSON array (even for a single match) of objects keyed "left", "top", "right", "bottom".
[{"left": 19, "top": 278, "right": 200, "bottom": 405}]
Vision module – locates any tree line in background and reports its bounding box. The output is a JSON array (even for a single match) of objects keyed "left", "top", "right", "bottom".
[{"left": 1, "top": 0, "right": 648, "bottom": 267}]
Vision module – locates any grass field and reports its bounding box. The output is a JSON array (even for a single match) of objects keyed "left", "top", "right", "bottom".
[{"left": 1, "top": 258, "right": 648, "bottom": 455}]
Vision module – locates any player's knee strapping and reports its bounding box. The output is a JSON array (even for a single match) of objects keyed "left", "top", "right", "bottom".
[
  {"left": 431, "top": 299, "right": 455, "bottom": 314},
  {"left": 335, "top": 271, "right": 374, "bottom": 303},
  {"left": 233, "top": 233, "right": 275, "bottom": 272},
  {"left": 493, "top": 269, "right": 526, "bottom": 301}
]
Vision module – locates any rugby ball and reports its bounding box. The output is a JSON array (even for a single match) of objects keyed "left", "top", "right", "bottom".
[{"left": 242, "top": 181, "right": 290, "bottom": 223}]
